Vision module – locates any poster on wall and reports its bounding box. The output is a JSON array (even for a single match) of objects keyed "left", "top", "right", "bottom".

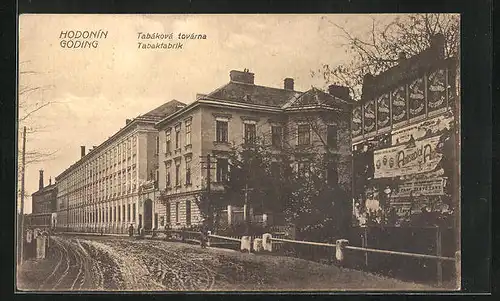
[
  {"left": 391, "top": 178, "right": 446, "bottom": 198},
  {"left": 374, "top": 135, "right": 443, "bottom": 179},
  {"left": 391, "top": 112, "right": 454, "bottom": 145},
  {"left": 408, "top": 77, "right": 426, "bottom": 122},
  {"left": 427, "top": 69, "right": 448, "bottom": 117},
  {"left": 376, "top": 93, "right": 391, "bottom": 134},
  {"left": 352, "top": 105, "right": 363, "bottom": 140},
  {"left": 363, "top": 99, "right": 376, "bottom": 137},
  {"left": 400, "top": 168, "right": 445, "bottom": 181},
  {"left": 391, "top": 85, "right": 408, "bottom": 128}
]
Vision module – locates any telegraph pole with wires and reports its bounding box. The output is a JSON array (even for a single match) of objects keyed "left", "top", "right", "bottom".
[
  {"left": 242, "top": 184, "right": 254, "bottom": 235},
  {"left": 200, "top": 154, "right": 216, "bottom": 229},
  {"left": 19, "top": 126, "right": 26, "bottom": 264}
]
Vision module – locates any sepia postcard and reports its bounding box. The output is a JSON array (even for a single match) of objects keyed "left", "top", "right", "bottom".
[{"left": 17, "top": 13, "right": 461, "bottom": 292}]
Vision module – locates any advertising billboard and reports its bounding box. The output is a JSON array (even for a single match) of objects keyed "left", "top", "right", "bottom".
[{"left": 374, "top": 135, "right": 443, "bottom": 179}]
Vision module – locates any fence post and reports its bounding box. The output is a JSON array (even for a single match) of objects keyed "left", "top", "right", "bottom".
[
  {"left": 253, "top": 238, "right": 263, "bottom": 253},
  {"left": 241, "top": 236, "right": 251, "bottom": 253},
  {"left": 455, "top": 250, "right": 461, "bottom": 290},
  {"left": 262, "top": 233, "right": 272, "bottom": 252},
  {"left": 207, "top": 231, "right": 211, "bottom": 247},
  {"left": 335, "top": 239, "right": 349, "bottom": 263},
  {"left": 436, "top": 226, "right": 443, "bottom": 286}
]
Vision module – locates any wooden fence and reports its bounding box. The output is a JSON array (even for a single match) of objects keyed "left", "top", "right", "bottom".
[
  {"left": 268, "top": 235, "right": 459, "bottom": 288},
  {"left": 59, "top": 225, "right": 459, "bottom": 287}
]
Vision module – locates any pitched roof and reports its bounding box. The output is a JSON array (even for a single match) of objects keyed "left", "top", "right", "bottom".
[
  {"left": 205, "top": 82, "right": 301, "bottom": 108},
  {"left": 31, "top": 183, "right": 57, "bottom": 197},
  {"left": 143, "top": 99, "right": 187, "bottom": 120},
  {"left": 285, "top": 87, "right": 351, "bottom": 111}
]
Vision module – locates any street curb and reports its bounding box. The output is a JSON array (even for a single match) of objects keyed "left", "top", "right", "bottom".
[{"left": 60, "top": 232, "right": 128, "bottom": 237}]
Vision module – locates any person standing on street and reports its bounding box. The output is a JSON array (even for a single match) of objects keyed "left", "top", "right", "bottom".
[{"left": 128, "top": 224, "right": 134, "bottom": 237}]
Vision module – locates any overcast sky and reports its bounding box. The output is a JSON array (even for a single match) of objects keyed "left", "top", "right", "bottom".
[{"left": 19, "top": 14, "right": 399, "bottom": 213}]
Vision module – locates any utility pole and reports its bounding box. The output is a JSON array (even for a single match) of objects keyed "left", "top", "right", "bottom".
[
  {"left": 19, "top": 126, "right": 26, "bottom": 264},
  {"left": 200, "top": 154, "right": 215, "bottom": 229},
  {"left": 206, "top": 154, "right": 211, "bottom": 197},
  {"left": 242, "top": 184, "right": 254, "bottom": 234},
  {"left": 206, "top": 154, "right": 211, "bottom": 229}
]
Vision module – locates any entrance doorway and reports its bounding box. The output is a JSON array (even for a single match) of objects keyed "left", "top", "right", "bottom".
[{"left": 143, "top": 199, "right": 153, "bottom": 230}]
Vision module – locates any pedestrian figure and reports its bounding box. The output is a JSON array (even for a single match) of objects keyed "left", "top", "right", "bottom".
[
  {"left": 128, "top": 224, "right": 134, "bottom": 237},
  {"left": 200, "top": 222, "right": 208, "bottom": 249}
]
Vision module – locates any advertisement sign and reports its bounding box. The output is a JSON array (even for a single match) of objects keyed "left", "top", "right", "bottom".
[
  {"left": 392, "top": 178, "right": 446, "bottom": 198},
  {"left": 427, "top": 69, "right": 448, "bottom": 117},
  {"left": 363, "top": 99, "right": 376, "bottom": 135},
  {"left": 390, "top": 201, "right": 431, "bottom": 217},
  {"left": 400, "top": 168, "right": 445, "bottom": 181},
  {"left": 376, "top": 93, "right": 391, "bottom": 133},
  {"left": 374, "top": 135, "right": 443, "bottom": 179},
  {"left": 26, "top": 229, "right": 33, "bottom": 243},
  {"left": 391, "top": 112, "right": 454, "bottom": 145},
  {"left": 352, "top": 105, "right": 362, "bottom": 137},
  {"left": 408, "top": 77, "right": 426, "bottom": 122},
  {"left": 391, "top": 85, "right": 407, "bottom": 127},
  {"left": 36, "top": 236, "right": 46, "bottom": 259}
]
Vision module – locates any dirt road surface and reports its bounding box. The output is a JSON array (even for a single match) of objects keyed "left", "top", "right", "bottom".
[{"left": 17, "top": 234, "right": 434, "bottom": 291}]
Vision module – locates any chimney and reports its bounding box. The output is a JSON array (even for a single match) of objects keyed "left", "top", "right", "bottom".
[
  {"left": 196, "top": 93, "right": 207, "bottom": 100},
  {"left": 398, "top": 52, "right": 407, "bottom": 64},
  {"left": 49, "top": 177, "right": 52, "bottom": 186},
  {"left": 328, "top": 84, "right": 350, "bottom": 101},
  {"left": 126, "top": 119, "right": 132, "bottom": 125},
  {"left": 229, "top": 69, "right": 255, "bottom": 84},
  {"left": 80, "top": 146, "right": 85, "bottom": 158},
  {"left": 39, "top": 169, "right": 44, "bottom": 191},
  {"left": 284, "top": 78, "right": 294, "bottom": 90}
]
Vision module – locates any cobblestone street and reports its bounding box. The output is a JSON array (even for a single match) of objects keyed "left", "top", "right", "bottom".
[{"left": 17, "top": 234, "right": 433, "bottom": 291}]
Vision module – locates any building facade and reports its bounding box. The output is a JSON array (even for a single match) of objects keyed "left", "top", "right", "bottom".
[
  {"left": 154, "top": 70, "right": 353, "bottom": 229},
  {"left": 351, "top": 34, "right": 459, "bottom": 226},
  {"left": 28, "top": 169, "right": 57, "bottom": 228},
  {"left": 54, "top": 100, "right": 185, "bottom": 234}
]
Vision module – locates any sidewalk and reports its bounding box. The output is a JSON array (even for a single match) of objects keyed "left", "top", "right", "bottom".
[
  {"left": 59, "top": 231, "right": 239, "bottom": 253},
  {"left": 60, "top": 231, "right": 128, "bottom": 237}
]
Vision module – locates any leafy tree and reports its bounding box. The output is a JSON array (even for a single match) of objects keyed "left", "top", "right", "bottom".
[
  {"left": 217, "top": 134, "right": 350, "bottom": 239},
  {"left": 312, "top": 14, "right": 459, "bottom": 101}
]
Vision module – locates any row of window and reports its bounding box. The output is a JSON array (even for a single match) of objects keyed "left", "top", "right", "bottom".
[
  {"left": 59, "top": 136, "right": 138, "bottom": 194},
  {"left": 216, "top": 121, "right": 264, "bottom": 145},
  {"left": 67, "top": 203, "right": 138, "bottom": 224},
  {"left": 165, "top": 156, "right": 192, "bottom": 187},
  {"left": 215, "top": 121, "right": 338, "bottom": 147},
  {"left": 66, "top": 200, "right": 197, "bottom": 228},
  {"left": 157, "top": 119, "right": 192, "bottom": 154},
  {"left": 164, "top": 200, "right": 191, "bottom": 225}
]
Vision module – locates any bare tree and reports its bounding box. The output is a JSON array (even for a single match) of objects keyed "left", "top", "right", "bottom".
[
  {"left": 312, "top": 14, "right": 460, "bottom": 100},
  {"left": 18, "top": 61, "right": 59, "bottom": 162},
  {"left": 18, "top": 61, "right": 59, "bottom": 201}
]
